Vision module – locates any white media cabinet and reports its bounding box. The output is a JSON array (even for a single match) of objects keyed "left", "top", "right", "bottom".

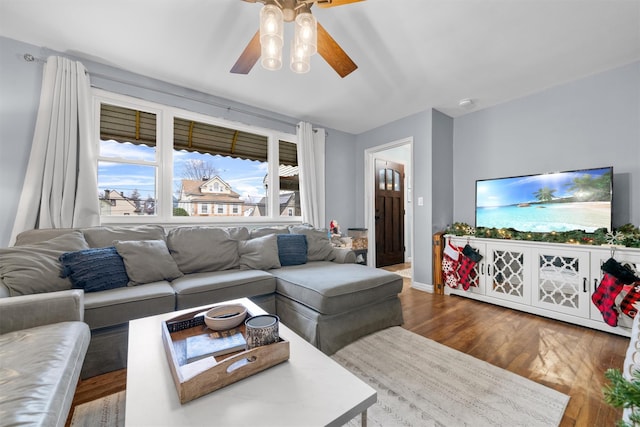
[{"left": 444, "top": 235, "right": 640, "bottom": 337}]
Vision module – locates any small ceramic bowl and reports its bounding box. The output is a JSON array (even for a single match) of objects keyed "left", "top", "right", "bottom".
[{"left": 204, "top": 304, "right": 248, "bottom": 331}]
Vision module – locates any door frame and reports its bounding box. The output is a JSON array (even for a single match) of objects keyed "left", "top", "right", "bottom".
[{"left": 364, "top": 137, "right": 413, "bottom": 270}]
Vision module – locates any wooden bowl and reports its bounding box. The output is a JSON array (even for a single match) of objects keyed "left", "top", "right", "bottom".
[{"left": 204, "top": 304, "right": 248, "bottom": 331}]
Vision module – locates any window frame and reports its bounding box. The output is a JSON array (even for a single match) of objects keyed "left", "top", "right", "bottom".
[{"left": 93, "top": 89, "right": 301, "bottom": 225}]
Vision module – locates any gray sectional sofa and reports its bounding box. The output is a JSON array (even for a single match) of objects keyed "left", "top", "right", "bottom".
[{"left": 0, "top": 224, "right": 404, "bottom": 379}]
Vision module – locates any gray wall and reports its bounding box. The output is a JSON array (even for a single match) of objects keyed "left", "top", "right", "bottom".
[
  {"left": 0, "top": 38, "right": 43, "bottom": 249},
  {"left": 355, "top": 110, "right": 435, "bottom": 286},
  {"left": 453, "top": 61, "right": 640, "bottom": 229},
  {"left": 432, "top": 110, "right": 454, "bottom": 233}
]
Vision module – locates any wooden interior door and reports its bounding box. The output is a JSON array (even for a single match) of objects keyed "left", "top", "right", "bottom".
[{"left": 375, "top": 159, "right": 405, "bottom": 267}]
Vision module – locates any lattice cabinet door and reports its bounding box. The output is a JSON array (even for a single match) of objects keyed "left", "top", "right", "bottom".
[
  {"left": 531, "top": 248, "right": 590, "bottom": 318},
  {"left": 485, "top": 244, "right": 532, "bottom": 305}
]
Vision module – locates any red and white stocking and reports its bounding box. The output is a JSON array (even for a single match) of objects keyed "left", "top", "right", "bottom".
[{"left": 442, "top": 241, "right": 462, "bottom": 288}]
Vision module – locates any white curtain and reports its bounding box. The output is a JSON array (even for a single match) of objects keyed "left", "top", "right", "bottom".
[
  {"left": 297, "top": 121, "right": 325, "bottom": 229},
  {"left": 10, "top": 56, "right": 99, "bottom": 244}
]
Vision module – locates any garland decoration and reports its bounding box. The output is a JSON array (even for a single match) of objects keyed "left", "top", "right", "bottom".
[{"left": 445, "top": 222, "right": 640, "bottom": 248}]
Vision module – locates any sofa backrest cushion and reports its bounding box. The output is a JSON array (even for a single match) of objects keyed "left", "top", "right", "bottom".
[
  {"left": 0, "top": 231, "right": 90, "bottom": 296},
  {"left": 249, "top": 226, "right": 289, "bottom": 239},
  {"left": 14, "top": 228, "right": 77, "bottom": 246},
  {"left": 114, "top": 240, "right": 183, "bottom": 286},
  {"left": 167, "top": 227, "right": 241, "bottom": 273},
  {"left": 60, "top": 247, "right": 129, "bottom": 292},
  {"left": 288, "top": 226, "right": 336, "bottom": 262},
  {"left": 82, "top": 225, "right": 166, "bottom": 248},
  {"left": 277, "top": 234, "right": 308, "bottom": 266},
  {"left": 238, "top": 234, "right": 281, "bottom": 270}
]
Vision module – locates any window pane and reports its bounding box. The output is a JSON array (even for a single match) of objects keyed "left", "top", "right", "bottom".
[
  {"left": 279, "top": 140, "right": 300, "bottom": 217},
  {"left": 386, "top": 169, "right": 393, "bottom": 190},
  {"left": 98, "top": 162, "right": 156, "bottom": 216},
  {"left": 394, "top": 171, "right": 401, "bottom": 191},
  {"left": 173, "top": 118, "right": 269, "bottom": 217},
  {"left": 378, "top": 169, "right": 385, "bottom": 190}
]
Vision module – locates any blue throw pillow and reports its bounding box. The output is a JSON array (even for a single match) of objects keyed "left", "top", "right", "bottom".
[
  {"left": 59, "top": 247, "right": 129, "bottom": 292},
  {"left": 277, "top": 234, "right": 308, "bottom": 266}
]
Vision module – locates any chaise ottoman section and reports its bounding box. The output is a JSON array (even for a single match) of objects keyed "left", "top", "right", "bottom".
[
  {"left": 270, "top": 262, "right": 403, "bottom": 314},
  {"left": 170, "top": 269, "right": 276, "bottom": 310},
  {"left": 271, "top": 262, "right": 404, "bottom": 354}
]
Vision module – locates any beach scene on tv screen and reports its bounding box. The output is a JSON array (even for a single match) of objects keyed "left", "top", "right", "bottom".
[{"left": 476, "top": 168, "right": 612, "bottom": 233}]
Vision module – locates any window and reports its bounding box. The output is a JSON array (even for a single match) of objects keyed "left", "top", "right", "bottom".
[{"left": 94, "top": 90, "right": 301, "bottom": 223}]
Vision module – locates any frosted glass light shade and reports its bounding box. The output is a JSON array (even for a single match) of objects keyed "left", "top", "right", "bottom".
[
  {"left": 294, "top": 12, "right": 317, "bottom": 56},
  {"left": 262, "top": 35, "right": 283, "bottom": 70},
  {"left": 260, "top": 4, "right": 283, "bottom": 71},
  {"left": 290, "top": 41, "right": 310, "bottom": 74}
]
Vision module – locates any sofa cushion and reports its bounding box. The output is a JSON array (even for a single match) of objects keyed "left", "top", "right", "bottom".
[
  {"left": 0, "top": 231, "right": 90, "bottom": 296},
  {"left": 288, "top": 226, "right": 335, "bottom": 262},
  {"left": 171, "top": 269, "right": 277, "bottom": 310},
  {"left": 14, "top": 228, "right": 77, "bottom": 246},
  {"left": 277, "top": 234, "right": 308, "bottom": 266},
  {"left": 0, "top": 321, "right": 90, "bottom": 427},
  {"left": 238, "top": 234, "right": 281, "bottom": 270},
  {"left": 271, "top": 262, "right": 403, "bottom": 315},
  {"left": 167, "top": 227, "right": 240, "bottom": 273},
  {"left": 249, "top": 226, "right": 289, "bottom": 239},
  {"left": 60, "top": 247, "right": 129, "bottom": 293},
  {"left": 114, "top": 239, "right": 183, "bottom": 286},
  {"left": 83, "top": 282, "right": 176, "bottom": 329},
  {"left": 82, "top": 225, "right": 166, "bottom": 248}
]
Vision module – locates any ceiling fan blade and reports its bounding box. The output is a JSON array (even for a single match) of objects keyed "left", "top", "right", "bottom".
[
  {"left": 230, "top": 30, "right": 261, "bottom": 74},
  {"left": 315, "top": 0, "right": 365, "bottom": 8},
  {"left": 317, "top": 22, "right": 358, "bottom": 78}
]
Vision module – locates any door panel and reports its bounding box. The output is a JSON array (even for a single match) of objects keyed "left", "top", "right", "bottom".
[{"left": 375, "top": 159, "right": 405, "bottom": 267}]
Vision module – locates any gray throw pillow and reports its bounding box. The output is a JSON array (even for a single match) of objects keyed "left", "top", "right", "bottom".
[
  {"left": 289, "top": 227, "right": 335, "bottom": 262},
  {"left": 249, "top": 226, "right": 289, "bottom": 239},
  {"left": 238, "top": 234, "right": 281, "bottom": 270},
  {"left": 0, "top": 231, "right": 90, "bottom": 296},
  {"left": 167, "top": 227, "right": 240, "bottom": 273},
  {"left": 82, "top": 225, "right": 166, "bottom": 248},
  {"left": 114, "top": 240, "right": 183, "bottom": 286}
]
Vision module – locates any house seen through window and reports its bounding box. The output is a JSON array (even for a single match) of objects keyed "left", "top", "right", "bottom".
[{"left": 95, "top": 91, "right": 301, "bottom": 221}]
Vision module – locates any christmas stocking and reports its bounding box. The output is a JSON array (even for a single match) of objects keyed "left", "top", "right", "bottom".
[
  {"left": 620, "top": 282, "right": 640, "bottom": 318},
  {"left": 458, "top": 244, "right": 483, "bottom": 291},
  {"left": 442, "top": 241, "right": 462, "bottom": 289},
  {"left": 592, "top": 272, "right": 623, "bottom": 326}
]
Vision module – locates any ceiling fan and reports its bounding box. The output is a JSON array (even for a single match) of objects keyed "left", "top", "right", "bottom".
[{"left": 231, "top": 0, "right": 364, "bottom": 78}]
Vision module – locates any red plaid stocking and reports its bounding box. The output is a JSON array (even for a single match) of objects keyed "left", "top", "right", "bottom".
[
  {"left": 620, "top": 282, "right": 640, "bottom": 318},
  {"left": 592, "top": 272, "right": 623, "bottom": 326},
  {"left": 442, "top": 241, "right": 462, "bottom": 289},
  {"left": 458, "top": 244, "right": 483, "bottom": 291}
]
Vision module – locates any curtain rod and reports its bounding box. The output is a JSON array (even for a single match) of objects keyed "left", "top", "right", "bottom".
[{"left": 23, "top": 53, "right": 299, "bottom": 130}]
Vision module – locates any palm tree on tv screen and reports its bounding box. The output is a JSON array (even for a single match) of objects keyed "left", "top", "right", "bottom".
[
  {"left": 533, "top": 187, "right": 556, "bottom": 202},
  {"left": 565, "top": 172, "right": 612, "bottom": 201}
]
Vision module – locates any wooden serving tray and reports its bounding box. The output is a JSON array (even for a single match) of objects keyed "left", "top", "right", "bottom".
[{"left": 161, "top": 304, "right": 290, "bottom": 404}]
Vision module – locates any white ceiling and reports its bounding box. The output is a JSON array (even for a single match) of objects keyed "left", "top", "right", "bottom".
[{"left": 1, "top": 0, "right": 639, "bottom": 134}]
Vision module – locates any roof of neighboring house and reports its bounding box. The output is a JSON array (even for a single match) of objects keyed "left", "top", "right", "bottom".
[{"left": 180, "top": 178, "right": 243, "bottom": 203}]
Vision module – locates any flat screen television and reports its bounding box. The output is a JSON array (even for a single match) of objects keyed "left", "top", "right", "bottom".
[{"left": 475, "top": 166, "right": 613, "bottom": 233}]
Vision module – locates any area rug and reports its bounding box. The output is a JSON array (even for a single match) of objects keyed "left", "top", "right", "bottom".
[
  {"left": 70, "top": 390, "right": 125, "bottom": 427},
  {"left": 331, "top": 327, "right": 570, "bottom": 427},
  {"left": 394, "top": 268, "right": 412, "bottom": 279}
]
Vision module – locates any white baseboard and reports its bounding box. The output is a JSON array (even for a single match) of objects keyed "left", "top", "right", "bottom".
[{"left": 410, "top": 281, "right": 433, "bottom": 293}]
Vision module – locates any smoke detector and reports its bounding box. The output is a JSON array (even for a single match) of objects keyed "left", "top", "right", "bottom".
[{"left": 459, "top": 98, "right": 475, "bottom": 109}]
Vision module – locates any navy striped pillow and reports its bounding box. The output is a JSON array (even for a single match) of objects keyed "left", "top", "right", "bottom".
[
  {"left": 59, "top": 247, "right": 129, "bottom": 292},
  {"left": 277, "top": 234, "right": 308, "bottom": 266}
]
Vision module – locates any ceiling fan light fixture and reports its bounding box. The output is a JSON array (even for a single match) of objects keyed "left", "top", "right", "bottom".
[
  {"left": 290, "top": 40, "right": 310, "bottom": 73},
  {"left": 294, "top": 12, "right": 317, "bottom": 56},
  {"left": 260, "top": 4, "right": 284, "bottom": 70}
]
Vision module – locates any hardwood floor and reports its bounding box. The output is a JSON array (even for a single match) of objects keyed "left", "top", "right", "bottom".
[{"left": 69, "top": 263, "right": 628, "bottom": 426}]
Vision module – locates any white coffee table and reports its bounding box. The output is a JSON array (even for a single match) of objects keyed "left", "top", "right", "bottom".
[{"left": 125, "top": 298, "right": 376, "bottom": 426}]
